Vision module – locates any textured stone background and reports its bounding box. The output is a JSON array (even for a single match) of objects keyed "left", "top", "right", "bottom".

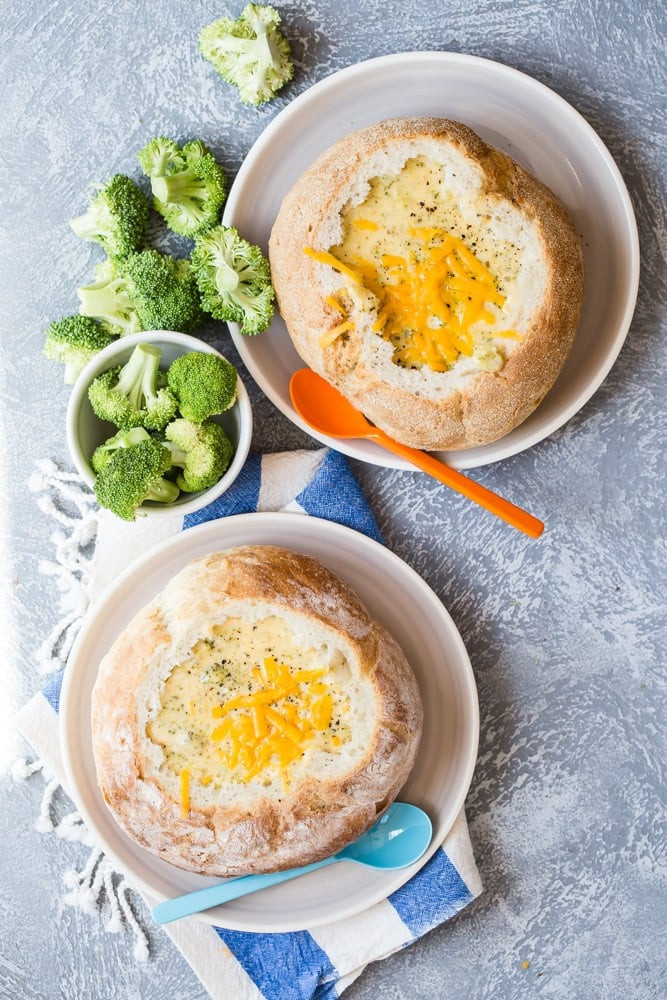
[{"left": 1, "top": 1, "right": 665, "bottom": 998}]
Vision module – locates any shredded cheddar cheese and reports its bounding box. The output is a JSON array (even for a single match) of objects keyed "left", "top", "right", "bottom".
[
  {"left": 180, "top": 768, "right": 190, "bottom": 816},
  {"left": 325, "top": 294, "right": 346, "bottom": 315},
  {"left": 303, "top": 246, "right": 362, "bottom": 286},
  {"left": 209, "top": 656, "right": 347, "bottom": 783},
  {"left": 352, "top": 218, "right": 379, "bottom": 231},
  {"left": 311, "top": 693, "right": 334, "bottom": 730},
  {"left": 306, "top": 232, "right": 515, "bottom": 369},
  {"left": 380, "top": 235, "right": 503, "bottom": 369},
  {"left": 380, "top": 253, "right": 406, "bottom": 269},
  {"left": 408, "top": 226, "right": 443, "bottom": 242},
  {"left": 319, "top": 320, "right": 354, "bottom": 348},
  {"left": 304, "top": 155, "right": 524, "bottom": 372},
  {"left": 146, "top": 615, "right": 356, "bottom": 800}
]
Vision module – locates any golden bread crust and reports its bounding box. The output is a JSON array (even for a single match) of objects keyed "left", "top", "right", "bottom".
[
  {"left": 91, "top": 545, "right": 423, "bottom": 876},
  {"left": 269, "top": 117, "right": 584, "bottom": 450}
]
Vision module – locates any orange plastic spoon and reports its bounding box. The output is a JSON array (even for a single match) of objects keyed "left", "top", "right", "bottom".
[{"left": 289, "top": 368, "right": 544, "bottom": 539}]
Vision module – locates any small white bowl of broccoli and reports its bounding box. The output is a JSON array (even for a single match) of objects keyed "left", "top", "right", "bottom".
[{"left": 66, "top": 330, "right": 252, "bottom": 521}]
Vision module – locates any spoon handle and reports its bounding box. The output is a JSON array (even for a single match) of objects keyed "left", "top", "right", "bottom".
[
  {"left": 370, "top": 430, "right": 544, "bottom": 538},
  {"left": 152, "top": 856, "right": 337, "bottom": 925}
]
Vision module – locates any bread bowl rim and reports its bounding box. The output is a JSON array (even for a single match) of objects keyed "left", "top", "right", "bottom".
[{"left": 59, "top": 511, "right": 479, "bottom": 931}]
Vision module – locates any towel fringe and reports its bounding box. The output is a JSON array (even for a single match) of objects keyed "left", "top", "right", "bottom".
[
  {"left": 54, "top": 809, "right": 96, "bottom": 847},
  {"left": 62, "top": 849, "right": 150, "bottom": 961},
  {"left": 16, "top": 756, "right": 150, "bottom": 963},
  {"left": 35, "top": 775, "right": 61, "bottom": 832},
  {"left": 30, "top": 461, "right": 98, "bottom": 674},
  {"left": 20, "top": 461, "right": 150, "bottom": 963},
  {"left": 11, "top": 756, "right": 48, "bottom": 781}
]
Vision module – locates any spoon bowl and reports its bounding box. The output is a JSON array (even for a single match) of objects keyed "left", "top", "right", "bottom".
[
  {"left": 151, "top": 802, "right": 432, "bottom": 925},
  {"left": 290, "top": 369, "right": 373, "bottom": 439},
  {"left": 336, "top": 801, "right": 433, "bottom": 869}
]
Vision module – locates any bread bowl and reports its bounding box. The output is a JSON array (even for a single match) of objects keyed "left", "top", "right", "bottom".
[
  {"left": 91, "top": 544, "right": 423, "bottom": 876},
  {"left": 269, "top": 117, "right": 584, "bottom": 451}
]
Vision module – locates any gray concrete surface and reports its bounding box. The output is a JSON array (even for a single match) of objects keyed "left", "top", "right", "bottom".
[{"left": 1, "top": 1, "right": 664, "bottom": 998}]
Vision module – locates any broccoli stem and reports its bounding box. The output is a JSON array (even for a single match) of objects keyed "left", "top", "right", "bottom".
[
  {"left": 214, "top": 261, "right": 241, "bottom": 294},
  {"left": 151, "top": 174, "right": 208, "bottom": 204},
  {"left": 116, "top": 344, "right": 161, "bottom": 410},
  {"left": 70, "top": 205, "right": 110, "bottom": 242},
  {"left": 64, "top": 359, "right": 80, "bottom": 384},
  {"left": 236, "top": 286, "right": 260, "bottom": 314},
  {"left": 146, "top": 479, "right": 180, "bottom": 503},
  {"left": 78, "top": 282, "right": 136, "bottom": 331},
  {"left": 252, "top": 31, "right": 283, "bottom": 78},
  {"left": 218, "top": 34, "right": 274, "bottom": 66},
  {"left": 150, "top": 147, "right": 174, "bottom": 176},
  {"left": 162, "top": 441, "right": 188, "bottom": 468}
]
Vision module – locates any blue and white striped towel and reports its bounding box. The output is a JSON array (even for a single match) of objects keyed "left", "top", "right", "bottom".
[{"left": 17, "top": 448, "right": 482, "bottom": 1000}]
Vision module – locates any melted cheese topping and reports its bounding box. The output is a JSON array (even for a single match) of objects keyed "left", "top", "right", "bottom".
[
  {"left": 312, "top": 155, "right": 523, "bottom": 371},
  {"left": 146, "top": 616, "right": 352, "bottom": 802}
]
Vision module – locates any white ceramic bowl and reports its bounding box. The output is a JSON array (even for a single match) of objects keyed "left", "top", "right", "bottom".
[
  {"left": 66, "top": 330, "right": 252, "bottom": 519},
  {"left": 223, "top": 51, "right": 639, "bottom": 471},
  {"left": 60, "top": 512, "right": 479, "bottom": 932}
]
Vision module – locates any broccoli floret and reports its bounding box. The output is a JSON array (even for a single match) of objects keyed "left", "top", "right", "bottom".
[
  {"left": 136, "top": 136, "right": 179, "bottom": 178},
  {"left": 79, "top": 252, "right": 205, "bottom": 336},
  {"left": 199, "top": 4, "right": 294, "bottom": 106},
  {"left": 191, "top": 225, "right": 274, "bottom": 334},
  {"left": 137, "top": 137, "right": 226, "bottom": 238},
  {"left": 88, "top": 342, "right": 178, "bottom": 431},
  {"left": 77, "top": 259, "right": 143, "bottom": 336},
  {"left": 91, "top": 426, "right": 152, "bottom": 474},
  {"left": 163, "top": 418, "right": 234, "bottom": 492},
  {"left": 166, "top": 350, "right": 238, "bottom": 423},
  {"left": 43, "top": 315, "right": 117, "bottom": 384},
  {"left": 69, "top": 174, "right": 149, "bottom": 258},
  {"left": 121, "top": 250, "right": 205, "bottom": 334},
  {"left": 94, "top": 438, "right": 179, "bottom": 521}
]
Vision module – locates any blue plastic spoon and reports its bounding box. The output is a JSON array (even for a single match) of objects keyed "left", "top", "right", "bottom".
[{"left": 152, "top": 802, "right": 432, "bottom": 925}]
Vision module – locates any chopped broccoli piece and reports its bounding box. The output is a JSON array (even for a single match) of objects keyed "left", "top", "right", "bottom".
[
  {"left": 77, "top": 259, "right": 143, "bottom": 336},
  {"left": 191, "top": 225, "right": 274, "bottom": 334},
  {"left": 163, "top": 418, "right": 234, "bottom": 492},
  {"left": 199, "top": 4, "right": 294, "bottom": 106},
  {"left": 94, "top": 438, "right": 179, "bottom": 520},
  {"left": 91, "top": 426, "right": 152, "bottom": 474},
  {"left": 137, "top": 137, "right": 226, "bottom": 238},
  {"left": 121, "top": 250, "right": 205, "bottom": 334},
  {"left": 88, "top": 342, "right": 178, "bottom": 431},
  {"left": 77, "top": 252, "right": 205, "bottom": 336},
  {"left": 166, "top": 350, "right": 238, "bottom": 423},
  {"left": 69, "top": 174, "right": 149, "bottom": 258},
  {"left": 43, "top": 315, "right": 117, "bottom": 384},
  {"left": 136, "top": 135, "right": 179, "bottom": 178}
]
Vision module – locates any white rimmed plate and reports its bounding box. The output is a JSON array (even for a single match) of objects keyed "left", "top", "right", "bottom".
[
  {"left": 223, "top": 51, "right": 639, "bottom": 470},
  {"left": 60, "top": 512, "right": 479, "bottom": 932}
]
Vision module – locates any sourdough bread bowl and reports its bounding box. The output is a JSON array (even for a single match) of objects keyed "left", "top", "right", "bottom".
[
  {"left": 269, "top": 117, "right": 584, "bottom": 451},
  {"left": 91, "top": 544, "right": 423, "bottom": 877}
]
